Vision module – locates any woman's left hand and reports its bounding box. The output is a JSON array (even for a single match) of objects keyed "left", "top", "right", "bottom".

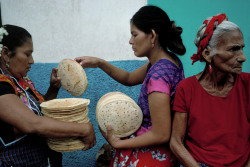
[
  {"left": 100, "top": 125, "right": 122, "bottom": 149},
  {"left": 50, "top": 68, "right": 61, "bottom": 89}
]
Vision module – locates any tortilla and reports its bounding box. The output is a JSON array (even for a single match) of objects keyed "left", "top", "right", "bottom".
[
  {"left": 47, "top": 137, "right": 85, "bottom": 152},
  {"left": 96, "top": 92, "right": 143, "bottom": 138},
  {"left": 57, "top": 59, "right": 88, "bottom": 96},
  {"left": 40, "top": 98, "right": 90, "bottom": 110},
  {"left": 40, "top": 98, "right": 90, "bottom": 152}
]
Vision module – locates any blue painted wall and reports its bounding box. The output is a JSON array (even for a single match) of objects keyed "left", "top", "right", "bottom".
[
  {"left": 29, "top": 61, "right": 146, "bottom": 167},
  {"left": 148, "top": 0, "right": 250, "bottom": 76}
]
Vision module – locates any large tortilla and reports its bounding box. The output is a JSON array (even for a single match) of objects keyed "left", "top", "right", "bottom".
[
  {"left": 96, "top": 92, "right": 143, "bottom": 138},
  {"left": 57, "top": 59, "right": 88, "bottom": 96}
]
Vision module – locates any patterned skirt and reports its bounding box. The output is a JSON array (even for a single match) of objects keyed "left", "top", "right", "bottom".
[
  {"left": 180, "top": 163, "right": 209, "bottom": 167},
  {"left": 110, "top": 144, "right": 175, "bottom": 167}
]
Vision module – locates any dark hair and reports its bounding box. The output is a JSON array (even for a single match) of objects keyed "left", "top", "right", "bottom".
[
  {"left": 1, "top": 25, "right": 32, "bottom": 57},
  {"left": 131, "top": 5, "right": 186, "bottom": 55}
]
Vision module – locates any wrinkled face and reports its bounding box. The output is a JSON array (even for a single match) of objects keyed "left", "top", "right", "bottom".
[
  {"left": 129, "top": 23, "right": 152, "bottom": 57},
  {"left": 212, "top": 29, "right": 246, "bottom": 75},
  {"left": 8, "top": 38, "right": 34, "bottom": 78}
]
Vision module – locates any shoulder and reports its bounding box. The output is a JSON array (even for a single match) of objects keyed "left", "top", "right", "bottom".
[
  {"left": 238, "top": 72, "right": 250, "bottom": 81},
  {"left": 174, "top": 76, "right": 198, "bottom": 97},
  {"left": 0, "top": 74, "right": 18, "bottom": 95},
  {"left": 148, "top": 59, "right": 183, "bottom": 78},
  {"left": 178, "top": 75, "right": 196, "bottom": 88},
  {"left": 0, "top": 74, "right": 12, "bottom": 81},
  {"left": 0, "top": 74, "right": 15, "bottom": 86},
  {"left": 237, "top": 72, "right": 250, "bottom": 89},
  {"left": 153, "top": 59, "right": 180, "bottom": 70}
]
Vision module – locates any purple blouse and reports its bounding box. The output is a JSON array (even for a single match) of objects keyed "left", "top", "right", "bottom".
[{"left": 136, "top": 59, "right": 184, "bottom": 135}]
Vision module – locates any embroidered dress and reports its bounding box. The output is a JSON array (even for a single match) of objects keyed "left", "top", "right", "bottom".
[
  {"left": 0, "top": 69, "right": 62, "bottom": 167},
  {"left": 110, "top": 59, "right": 185, "bottom": 167}
]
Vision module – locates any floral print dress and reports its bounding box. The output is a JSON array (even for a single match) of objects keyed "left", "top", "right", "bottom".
[{"left": 110, "top": 59, "right": 185, "bottom": 167}]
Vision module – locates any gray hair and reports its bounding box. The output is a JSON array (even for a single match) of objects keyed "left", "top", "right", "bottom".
[{"left": 194, "top": 20, "right": 241, "bottom": 50}]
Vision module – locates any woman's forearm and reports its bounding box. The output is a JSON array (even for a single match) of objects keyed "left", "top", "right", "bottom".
[
  {"left": 33, "top": 116, "right": 92, "bottom": 138},
  {"left": 108, "top": 92, "right": 172, "bottom": 149},
  {"left": 0, "top": 94, "right": 91, "bottom": 138},
  {"left": 170, "top": 112, "right": 200, "bottom": 167},
  {"left": 170, "top": 139, "right": 200, "bottom": 167},
  {"left": 43, "top": 86, "right": 59, "bottom": 101},
  {"left": 32, "top": 115, "right": 96, "bottom": 150},
  {"left": 75, "top": 56, "right": 147, "bottom": 86},
  {"left": 112, "top": 129, "right": 170, "bottom": 149},
  {"left": 98, "top": 59, "right": 134, "bottom": 86}
]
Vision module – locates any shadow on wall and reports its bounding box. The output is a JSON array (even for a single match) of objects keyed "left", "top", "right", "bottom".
[{"left": 29, "top": 60, "right": 146, "bottom": 167}]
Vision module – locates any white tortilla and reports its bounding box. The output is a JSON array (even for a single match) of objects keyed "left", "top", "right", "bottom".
[
  {"left": 40, "top": 98, "right": 90, "bottom": 110},
  {"left": 96, "top": 92, "right": 143, "bottom": 138},
  {"left": 57, "top": 59, "right": 88, "bottom": 96},
  {"left": 47, "top": 137, "right": 85, "bottom": 152},
  {"left": 41, "top": 98, "right": 90, "bottom": 152}
]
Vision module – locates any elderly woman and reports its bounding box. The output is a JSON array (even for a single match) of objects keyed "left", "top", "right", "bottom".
[
  {"left": 169, "top": 14, "right": 249, "bottom": 166},
  {"left": 0, "top": 25, "right": 96, "bottom": 166}
]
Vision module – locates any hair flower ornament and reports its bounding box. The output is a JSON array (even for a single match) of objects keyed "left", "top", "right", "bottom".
[{"left": 0, "top": 26, "right": 8, "bottom": 55}]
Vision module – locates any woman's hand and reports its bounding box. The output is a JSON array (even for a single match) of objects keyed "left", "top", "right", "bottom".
[
  {"left": 81, "top": 122, "right": 96, "bottom": 151},
  {"left": 50, "top": 68, "right": 61, "bottom": 89},
  {"left": 245, "top": 157, "right": 250, "bottom": 167},
  {"left": 100, "top": 125, "right": 122, "bottom": 149},
  {"left": 75, "top": 56, "right": 103, "bottom": 68},
  {"left": 44, "top": 68, "right": 61, "bottom": 101}
]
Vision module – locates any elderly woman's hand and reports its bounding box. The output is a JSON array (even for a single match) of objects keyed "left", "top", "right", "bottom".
[
  {"left": 50, "top": 68, "right": 61, "bottom": 89},
  {"left": 245, "top": 157, "right": 250, "bottom": 167},
  {"left": 75, "top": 56, "right": 103, "bottom": 68}
]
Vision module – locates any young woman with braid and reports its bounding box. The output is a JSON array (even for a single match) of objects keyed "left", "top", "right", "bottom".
[{"left": 75, "top": 5, "right": 186, "bottom": 167}]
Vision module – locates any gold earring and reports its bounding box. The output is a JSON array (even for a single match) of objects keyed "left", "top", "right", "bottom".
[{"left": 152, "top": 43, "right": 155, "bottom": 48}]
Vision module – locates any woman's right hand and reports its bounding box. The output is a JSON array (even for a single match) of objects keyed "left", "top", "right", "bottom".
[
  {"left": 75, "top": 56, "right": 103, "bottom": 68},
  {"left": 80, "top": 122, "right": 96, "bottom": 151}
]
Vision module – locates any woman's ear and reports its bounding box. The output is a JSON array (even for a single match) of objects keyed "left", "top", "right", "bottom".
[
  {"left": 151, "top": 29, "right": 157, "bottom": 46},
  {"left": 1, "top": 46, "right": 10, "bottom": 62},
  {"left": 202, "top": 47, "right": 212, "bottom": 64}
]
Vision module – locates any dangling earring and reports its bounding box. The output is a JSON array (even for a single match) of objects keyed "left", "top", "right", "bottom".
[
  {"left": 152, "top": 43, "right": 154, "bottom": 48},
  {"left": 5, "top": 63, "right": 9, "bottom": 69},
  {"left": 209, "top": 64, "right": 213, "bottom": 74}
]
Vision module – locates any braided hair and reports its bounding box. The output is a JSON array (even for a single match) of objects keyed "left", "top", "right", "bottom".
[
  {"left": 130, "top": 5, "right": 186, "bottom": 56},
  {"left": 191, "top": 13, "right": 241, "bottom": 64}
]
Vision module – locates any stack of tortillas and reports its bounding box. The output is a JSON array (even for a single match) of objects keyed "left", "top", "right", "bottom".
[
  {"left": 96, "top": 92, "right": 143, "bottom": 138},
  {"left": 41, "top": 98, "right": 90, "bottom": 152},
  {"left": 57, "top": 58, "right": 88, "bottom": 96}
]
